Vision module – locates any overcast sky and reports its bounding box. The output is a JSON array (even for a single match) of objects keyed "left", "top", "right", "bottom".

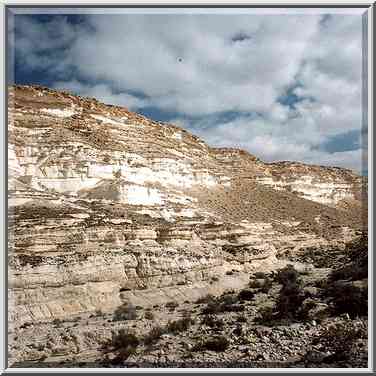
[{"left": 9, "top": 9, "right": 368, "bottom": 174}]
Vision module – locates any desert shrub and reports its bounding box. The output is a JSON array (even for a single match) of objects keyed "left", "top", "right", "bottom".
[
  {"left": 143, "top": 326, "right": 165, "bottom": 345},
  {"left": 236, "top": 315, "right": 247, "bottom": 323},
  {"left": 329, "top": 235, "right": 368, "bottom": 282},
  {"left": 238, "top": 289, "right": 255, "bottom": 301},
  {"left": 254, "top": 271, "right": 267, "bottom": 279},
  {"left": 249, "top": 276, "right": 273, "bottom": 292},
  {"left": 219, "top": 293, "right": 238, "bottom": 305},
  {"left": 52, "top": 319, "right": 62, "bottom": 327},
  {"left": 260, "top": 276, "right": 274, "bottom": 293},
  {"left": 202, "top": 300, "right": 221, "bottom": 315},
  {"left": 301, "top": 298, "right": 317, "bottom": 313},
  {"left": 111, "top": 346, "right": 137, "bottom": 364},
  {"left": 110, "top": 329, "right": 139, "bottom": 352},
  {"left": 330, "top": 263, "right": 368, "bottom": 282},
  {"left": 311, "top": 320, "right": 367, "bottom": 362},
  {"left": 166, "top": 317, "right": 193, "bottom": 333},
  {"left": 273, "top": 264, "right": 307, "bottom": 320},
  {"left": 196, "top": 294, "right": 215, "bottom": 304},
  {"left": 221, "top": 304, "right": 245, "bottom": 313},
  {"left": 328, "top": 283, "right": 367, "bottom": 318},
  {"left": 275, "top": 279, "right": 306, "bottom": 320},
  {"left": 193, "top": 336, "right": 229, "bottom": 352},
  {"left": 251, "top": 266, "right": 306, "bottom": 323},
  {"left": 113, "top": 169, "right": 122, "bottom": 179},
  {"left": 143, "top": 317, "right": 193, "bottom": 346},
  {"left": 201, "top": 294, "right": 244, "bottom": 315},
  {"left": 113, "top": 302, "right": 138, "bottom": 321},
  {"left": 315, "top": 278, "right": 328, "bottom": 289},
  {"left": 248, "top": 279, "right": 264, "bottom": 288},
  {"left": 144, "top": 311, "right": 154, "bottom": 320},
  {"left": 256, "top": 305, "right": 275, "bottom": 324},
  {"left": 276, "top": 264, "right": 300, "bottom": 285},
  {"left": 201, "top": 315, "right": 224, "bottom": 328}
]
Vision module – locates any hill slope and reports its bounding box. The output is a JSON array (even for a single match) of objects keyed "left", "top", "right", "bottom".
[{"left": 7, "top": 85, "right": 367, "bottom": 366}]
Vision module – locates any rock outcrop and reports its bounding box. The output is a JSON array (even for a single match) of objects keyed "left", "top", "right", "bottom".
[{"left": 8, "top": 85, "right": 366, "bottom": 332}]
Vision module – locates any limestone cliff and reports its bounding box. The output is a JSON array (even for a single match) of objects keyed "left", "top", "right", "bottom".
[{"left": 8, "top": 85, "right": 366, "bottom": 329}]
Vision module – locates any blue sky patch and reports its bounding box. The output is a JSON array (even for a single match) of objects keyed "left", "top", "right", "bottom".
[{"left": 320, "top": 130, "right": 361, "bottom": 153}]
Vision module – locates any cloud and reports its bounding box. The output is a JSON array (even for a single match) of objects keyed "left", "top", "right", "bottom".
[
  {"left": 13, "top": 12, "right": 366, "bottom": 173},
  {"left": 171, "top": 113, "right": 366, "bottom": 172},
  {"left": 13, "top": 16, "right": 80, "bottom": 73},
  {"left": 14, "top": 14, "right": 321, "bottom": 115}
]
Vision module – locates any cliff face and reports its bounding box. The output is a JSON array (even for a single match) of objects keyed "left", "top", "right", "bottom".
[{"left": 8, "top": 85, "right": 366, "bottom": 329}]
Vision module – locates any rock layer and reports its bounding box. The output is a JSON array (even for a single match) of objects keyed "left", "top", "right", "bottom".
[{"left": 8, "top": 85, "right": 366, "bottom": 328}]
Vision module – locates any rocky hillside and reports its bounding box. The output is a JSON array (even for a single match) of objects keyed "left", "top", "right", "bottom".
[{"left": 7, "top": 85, "right": 367, "bottom": 367}]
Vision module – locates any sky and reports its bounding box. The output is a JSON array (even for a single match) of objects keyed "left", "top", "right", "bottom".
[{"left": 8, "top": 9, "right": 368, "bottom": 174}]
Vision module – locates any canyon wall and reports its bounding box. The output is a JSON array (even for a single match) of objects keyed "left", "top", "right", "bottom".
[{"left": 8, "top": 85, "right": 366, "bottom": 327}]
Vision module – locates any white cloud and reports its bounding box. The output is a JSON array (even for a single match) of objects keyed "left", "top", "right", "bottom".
[
  {"left": 14, "top": 12, "right": 366, "bottom": 172},
  {"left": 14, "top": 14, "right": 321, "bottom": 115},
  {"left": 174, "top": 114, "right": 366, "bottom": 173}
]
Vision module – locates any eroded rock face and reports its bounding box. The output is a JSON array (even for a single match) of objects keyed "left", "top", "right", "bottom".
[
  {"left": 8, "top": 85, "right": 366, "bottom": 329},
  {"left": 255, "top": 162, "right": 365, "bottom": 207}
]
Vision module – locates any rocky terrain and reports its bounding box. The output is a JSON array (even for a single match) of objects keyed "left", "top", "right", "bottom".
[{"left": 7, "top": 85, "right": 368, "bottom": 368}]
